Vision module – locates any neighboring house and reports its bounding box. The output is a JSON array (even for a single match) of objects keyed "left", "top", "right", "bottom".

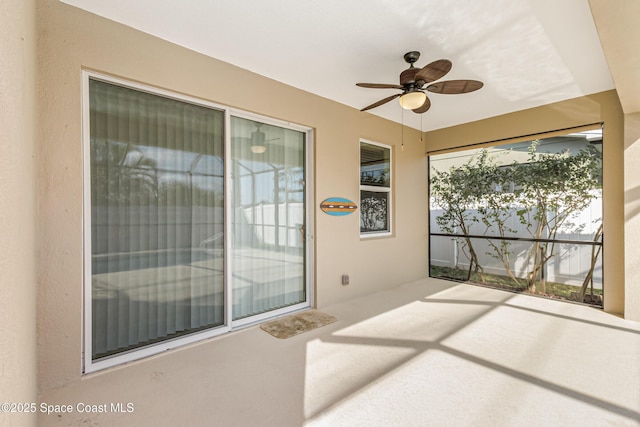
[{"left": 2, "top": 1, "right": 639, "bottom": 426}]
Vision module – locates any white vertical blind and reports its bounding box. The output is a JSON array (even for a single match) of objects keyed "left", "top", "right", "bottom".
[
  {"left": 89, "top": 79, "right": 225, "bottom": 359},
  {"left": 230, "top": 117, "right": 306, "bottom": 319}
]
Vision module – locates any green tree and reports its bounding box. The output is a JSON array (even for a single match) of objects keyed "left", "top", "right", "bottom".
[
  {"left": 473, "top": 156, "right": 524, "bottom": 286},
  {"left": 91, "top": 140, "right": 159, "bottom": 206},
  {"left": 431, "top": 150, "right": 497, "bottom": 280},
  {"left": 512, "top": 142, "right": 602, "bottom": 293},
  {"left": 431, "top": 141, "right": 602, "bottom": 299}
]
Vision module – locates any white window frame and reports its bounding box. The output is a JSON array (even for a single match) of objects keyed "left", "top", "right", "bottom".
[
  {"left": 82, "top": 71, "right": 314, "bottom": 372},
  {"left": 359, "top": 139, "right": 392, "bottom": 238}
]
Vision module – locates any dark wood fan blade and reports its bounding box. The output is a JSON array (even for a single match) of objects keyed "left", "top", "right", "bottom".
[
  {"left": 426, "top": 80, "right": 483, "bottom": 94},
  {"left": 415, "top": 59, "right": 452, "bottom": 83},
  {"left": 361, "top": 93, "right": 401, "bottom": 111},
  {"left": 412, "top": 95, "right": 431, "bottom": 114},
  {"left": 357, "top": 83, "right": 404, "bottom": 90}
]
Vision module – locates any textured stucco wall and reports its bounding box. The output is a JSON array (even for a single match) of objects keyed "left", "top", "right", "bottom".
[
  {"left": 624, "top": 112, "right": 640, "bottom": 321},
  {"left": 589, "top": 0, "right": 640, "bottom": 322},
  {"left": 36, "top": 0, "right": 427, "bottom": 393},
  {"left": 0, "top": 0, "right": 38, "bottom": 426}
]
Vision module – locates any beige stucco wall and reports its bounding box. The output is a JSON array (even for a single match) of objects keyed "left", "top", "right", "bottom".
[
  {"left": 589, "top": 0, "right": 640, "bottom": 322},
  {"left": 624, "top": 112, "right": 640, "bottom": 321},
  {"left": 36, "top": 0, "right": 427, "bottom": 393},
  {"left": 0, "top": 0, "right": 38, "bottom": 426},
  {"left": 424, "top": 91, "right": 626, "bottom": 317}
]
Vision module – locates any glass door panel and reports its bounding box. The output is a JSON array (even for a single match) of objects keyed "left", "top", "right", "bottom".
[
  {"left": 89, "top": 78, "right": 225, "bottom": 360},
  {"left": 230, "top": 116, "right": 306, "bottom": 320}
]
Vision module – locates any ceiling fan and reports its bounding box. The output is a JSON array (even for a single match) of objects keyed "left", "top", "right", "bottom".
[{"left": 356, "top": 51, "right": 483, "bottom": 114}]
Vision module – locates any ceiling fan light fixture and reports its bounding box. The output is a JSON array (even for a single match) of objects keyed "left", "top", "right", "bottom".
[
  {"left": 250, "top": 126, "right": 267, "bottom": 154},
  {"left": 250, "top": 145, "right": 267, "bottom": 154},
  {"left": 398, "top": 91, "right": 426, "bottom": 110}
]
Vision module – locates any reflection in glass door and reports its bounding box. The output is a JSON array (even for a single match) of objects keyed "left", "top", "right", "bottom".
[{"left": 230, "top": 116, "right": 307, "bottom": 320}]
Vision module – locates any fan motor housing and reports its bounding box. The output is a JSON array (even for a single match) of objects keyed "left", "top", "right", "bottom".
[{"left": 400, "top": 67, "right": 419, "bottom": 86}]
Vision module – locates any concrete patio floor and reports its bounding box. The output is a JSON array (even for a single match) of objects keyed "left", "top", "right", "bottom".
[{"left": 38, "top": 278, "right": 640, "bottom": 426}]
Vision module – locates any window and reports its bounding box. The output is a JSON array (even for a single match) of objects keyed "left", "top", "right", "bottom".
[
  {"left": 360, "top": 140, "right": 391, "bottom": 236},
  {"left": 84, "top": 73, "right": 313, "bottom": 371}
]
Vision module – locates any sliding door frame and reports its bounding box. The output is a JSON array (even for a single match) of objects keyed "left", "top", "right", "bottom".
[
  {"left": 227, "top": 109, "right": 315, "bottom": 329},
  {"left": 82, "top": 71, "right": 314, "bottom": 373}
]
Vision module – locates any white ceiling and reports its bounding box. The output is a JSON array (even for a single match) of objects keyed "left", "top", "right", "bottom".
[{"left": 60, "top": 0, "right": 614, "bottom": 131}]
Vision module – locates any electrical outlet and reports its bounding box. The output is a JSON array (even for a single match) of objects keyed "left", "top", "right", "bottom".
[{"left": 342, "top": 274, "right": 349, "bottom": 285}]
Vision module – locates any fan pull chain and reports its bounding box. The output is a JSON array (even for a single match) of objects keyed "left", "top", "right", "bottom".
[
  {"left": 401, "top": 109, "right": 405, "bottom": 151},
  {"left": 420, "top": 114, "right": 423, "bottom": 143}
]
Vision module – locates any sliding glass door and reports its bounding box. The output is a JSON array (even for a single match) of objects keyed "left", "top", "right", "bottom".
[
  {"left": 230, "top": 116, "right": 307, "bottom": 320},
  {"left": 85, "top": 73, "right": 312, "bottom": 371}
]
